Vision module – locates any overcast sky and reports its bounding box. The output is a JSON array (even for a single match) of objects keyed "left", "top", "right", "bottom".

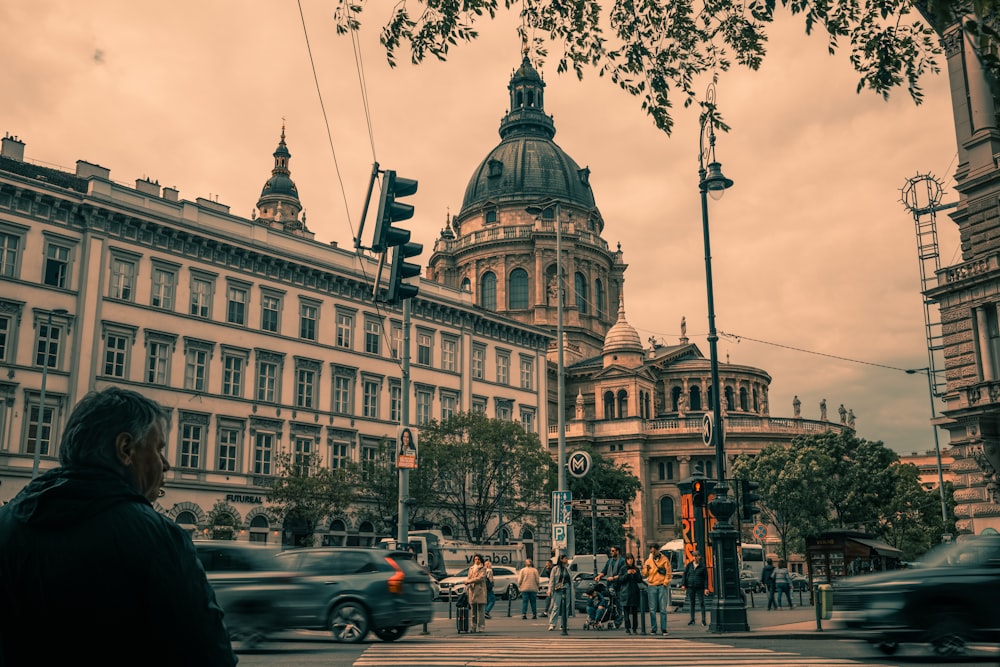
[{"left": 2, "top": 1, "right": 963, "bottom": 457}]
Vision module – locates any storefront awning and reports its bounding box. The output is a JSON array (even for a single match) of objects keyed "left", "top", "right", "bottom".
[{"left": 852, "top": 537, "right": 902, "bottom": 557}]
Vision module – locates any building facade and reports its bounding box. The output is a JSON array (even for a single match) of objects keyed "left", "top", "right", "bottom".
[
  {"left": 0, "top": 129, "right": 550, "bottom": 550},
  {"left": 427, "top": 56, "right": 854, "bottom": 554}
]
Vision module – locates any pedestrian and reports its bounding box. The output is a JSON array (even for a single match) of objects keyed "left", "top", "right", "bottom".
[
  {"left": 619, "top": 553, "right": 643, "bottom": 635},
  {"left": 517, "top": 558, "right": 541, "bottom": 619},
  {"left": 0, "top": 386, "right": 237, "bottom": 666},
  {"left": 465, "top": 554, "right": 488, "bottom": 631},
  {"left": 585, "top": 585, "right": 608, "bottom": 626},
  {"left": 761, "top": 557, "right": 777, "bottom": 610},
  {"left": 682, "top": 551, "right": 708, "bottom": 626},
  {"left": 773, "top": 558, "right": 794, "bottom": 609},
  {"left": 547, "top": 553, "right": 572, "bottom": 631},
  {"left": 642, "top": 542, "right": 672, "bottom": 636},
  {"left": 483, "top": 559, "right": 496, "bottom": 619}
]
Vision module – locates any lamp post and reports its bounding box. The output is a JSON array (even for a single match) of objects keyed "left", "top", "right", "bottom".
[
  {"left": 906, "top": 367, "right": 949, "bottom": 527},
  {"left": 698, "top": 83, "right": 748, "bottom": 632},
  {"left": 32, "top": 308, "right": 68, "bottom": 479}
]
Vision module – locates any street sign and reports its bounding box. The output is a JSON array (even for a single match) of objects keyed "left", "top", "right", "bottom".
[
  {"left": 567, "top": 450, "right": 592, "bottom": 478},
  {"left": 753, "top": 523, "right": 767, "bottom": 540},
  {"left": 595, "top": 499, "right": 625, "bottom": 508},
  {"left": 553, "top": 523, "right": 568, "bottom": 549},
  {"left": 595, "top": 511, "right": 626, "bottom": 518},
  {"left": 567, "top": 500, "right": 592, "bottom": 510},
  {"left": 702, "top": 412, "right": 714, "bottom": 446},
  {"left": 552, "top": 490, "right": 572, "bottom": 526}
]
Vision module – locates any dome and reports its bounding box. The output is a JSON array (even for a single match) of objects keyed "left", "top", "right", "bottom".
[
  {"left": 603, "top": 295, "right": 643, "bottom": 356},
  {"left": 260, "top": 173, "right": 297, "bottom": 198},
  {"left": 459, "top": 55, "right": 596, "bottom": 215}
]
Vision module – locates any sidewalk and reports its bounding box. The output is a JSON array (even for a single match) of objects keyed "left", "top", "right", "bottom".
[{"left": 426, "top": 596, "right": 846, "bottom": 640}]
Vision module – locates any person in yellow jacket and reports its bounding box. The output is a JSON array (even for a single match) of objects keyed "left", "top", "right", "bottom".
[{"left": 643, "top": 543, "right": 672, "bottom": 635}]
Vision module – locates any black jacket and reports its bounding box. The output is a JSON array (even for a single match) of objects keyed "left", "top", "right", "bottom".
[
  {"left": 619, "top": 567, "right": 643, "bottom": 607},
  {"left": 760, "top": 562, "right": 776, "bottom": 589},
  {"left": 0, "top": 467, "right": 237, "bottom": 666},
  {"left": 682, "top": 560, "right": 708, "bottom": 590}
]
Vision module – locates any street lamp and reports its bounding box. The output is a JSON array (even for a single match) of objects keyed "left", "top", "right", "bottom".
[
  {"left": 906, "top": 367, "right": 949, "bottom": 527},
  {"left": 32, "top": 308, "right": 68, "bottom": 479},
  {"left": 698, "top": 83, "right": 747, "bottom": 632}
]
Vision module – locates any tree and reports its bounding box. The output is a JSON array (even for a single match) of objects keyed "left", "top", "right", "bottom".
[
  {"left": 878, "top": 462, "right": 955, "bottom": 560},
  {"left": 356, "top": 436, "right": 436, "bottom": 535},
  {"left": 412, "top": 412, "right": 551, "bottom": 543},
  {"left": 334, "top": 0, "right": 955, "bottom": 135},
  {"left": 560, "top": 445, "right": 642, "bottom": 555},
  {"left": 266, "top": 451, "right": 357, "bottom": 547}
]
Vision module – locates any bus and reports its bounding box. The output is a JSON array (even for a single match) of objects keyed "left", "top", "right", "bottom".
[{"left": 739, "top": 543, "right": 765, "bottom": 580}]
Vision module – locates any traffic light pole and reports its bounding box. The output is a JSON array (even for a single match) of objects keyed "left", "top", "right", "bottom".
[{"left": 397, "top": 298, "right": 411, "bottom": 548}]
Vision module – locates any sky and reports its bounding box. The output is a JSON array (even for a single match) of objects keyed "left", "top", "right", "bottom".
[{"left": 1, "top": 1, "right": 963, "bottom": 457}]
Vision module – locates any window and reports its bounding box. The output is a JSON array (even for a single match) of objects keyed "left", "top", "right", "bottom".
[
  {"left": 472, "top": 344, "right": 485, "bottom": 380},
  {"left": 496, "top": 400, "right": 512, "bottom": 421},
  {"left": 441, "top": 392, "right": 457, "bottom": 421},
  {"left": 520, "top": 408, "right": 535, "bottom": 433},
  {"left": 294, "top": 437, "right": 313, "bottom": 474},
  {"left": 520, "top": 356, "right": 534, "bottom": 390},
  {"left": 595, "top": 279, "right": 605, "bottom": 319},
  {"left": 361, "top": 444, "right": 377, "bottom": 482},
  {"left": 389, "top": 382, "right": 401, "bottom": 422},
  {"left": 659, "top": 496, "right": 675, "bottom": 525},
  {"left": 190, "top": 276, "right": 214, "bottom": 318},
  {"left": 415, "top": 389, "right": 433, "bottom": 425},
  {"left": 150, "top": 264, "right": 176, "bottom": 310},
  {"left": 221, "top": 349, "right": 247, "bottom": 397},
  {"left": 332, "top": 367, "right": 355, "bottom": 415},
  {"left": 335, "top": 311, "right": 354, "bottom": 349},
  {"left": 183, "top": 339, "right": 213, "bottom": 392},
  {"left": 217, "top": 424, "right": 241, "bottom": 473},
  {"left": 145, "top": 334, "right": 173, "bottom": 385},
  {"left": 575, "top": 272, "right": 588, "bottom": 314},
  {"left": 390, "top": 324, "right": 402, "bottom": 359},
  {"left": 179, "top": 421, "right": 204, "bottom": 469},
  {"left": 34, "top": 319, "right": 63, "bottom": 369},
  {"left": 261, "top": 292, "right": 281, "bottom": 333},
  {"left": 295, "top": 359, "right": 320, "bottom": 409},
  {"left": 226, "top": 284, "right": 249, "bottom": 325},
  {"left": 365, "top": 318, "right": 381, "bottom": 355},
  {"left": 25, "top": 399, "right": 55, "bottom": 459},
  {"left": 300, "top": 301, "right": 318, "bottom": 341},
  {"left": 480, "top": 272, "right": 497, "bottom": 310},
  {"left": 102, "top": 329, "right": 132, "bottom": 379},
  {"left": 253, "top": 431, "right": 274, "bottom": 475},
  {"left": 417, "top": 331, "right": 432, "bottom": 366},
  {"left": 255, "top": 351, "right": 283, "bottom": 403},
  {"left": 508, "top": 268, "right": 529, "bottom": 309},
  {"left": 0, "top": 230, "right": 21, "bottom": 278},
  {"left": 43, "top": 242, "right": 70, "bottom": 288},
  {"left": 330, "top": 441, "right": 349, "bottom": 469},
  {"left": 472, "top": 397, "right": 487, "bottom": 414},
  {"left": 496, "top": 352, "right": 510, "bottom": 385},
  {"left": 658, "top": 461, "right": 675, "bottom": 481},
  {"left": 0, "top": 308, "right": 14, "bottom": 363},
  {"left": 109, "top": 257, "right": 136, "bottom": 301},
  {"left": 363, "top": 379, "right": 380, "bottom": 419},
  {"left": 441, "top": 336, "right": 457, "bottom": 372}
]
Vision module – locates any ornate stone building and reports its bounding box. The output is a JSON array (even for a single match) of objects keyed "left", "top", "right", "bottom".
[{"left": 428, "top": 55, "right": 853, "bottom": 553}]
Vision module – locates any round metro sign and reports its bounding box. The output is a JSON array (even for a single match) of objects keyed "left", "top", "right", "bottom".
[
  {"left": 702, "top": 412, "right": 714, "bottom": 446},
  {"left": 567, "top": 450, "right": 592, "bottom": 478}
]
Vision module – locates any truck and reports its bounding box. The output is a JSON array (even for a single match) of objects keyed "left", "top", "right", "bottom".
[{"left": 378, "top": 530, "right": 526, "bottom": 579}]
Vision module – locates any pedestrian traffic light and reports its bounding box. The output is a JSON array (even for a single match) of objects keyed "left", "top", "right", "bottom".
[
  {"left": 692, "top": 479, "right": 706, "bottom": 508},
  {"left": 371, "top": 170, "right": 418, "bottom": 253},
  {"left": 740, "top": 479, "right": 761, "bottom": 522}
]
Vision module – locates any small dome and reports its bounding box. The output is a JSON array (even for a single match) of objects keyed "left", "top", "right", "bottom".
[
  {"left": 260, "top": 173, "right": 297, "bottom": 198},
  {"left": 603, "top": 295, "right": 643, "bottom": 355}
]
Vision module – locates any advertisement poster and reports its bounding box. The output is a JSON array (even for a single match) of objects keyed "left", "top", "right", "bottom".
[{"left": 397, "top": 426, "right": 418, "bottom": 469}]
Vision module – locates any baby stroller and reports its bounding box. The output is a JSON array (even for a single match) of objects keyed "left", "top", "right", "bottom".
[{"left": 582, "top": 582, "right": 622, "bottom": 630}]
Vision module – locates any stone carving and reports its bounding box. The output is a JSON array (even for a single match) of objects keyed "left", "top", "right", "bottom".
[{"left": 793, "top": 395, "right": 801, "bottom": 418}]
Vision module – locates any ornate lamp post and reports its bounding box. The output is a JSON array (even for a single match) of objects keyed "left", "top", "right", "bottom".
[{"left": 698, "top": 83, "right": 748, "bottom": 632}]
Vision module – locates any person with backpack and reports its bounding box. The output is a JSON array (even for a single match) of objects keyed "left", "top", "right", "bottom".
[{"left": 643, "top": 543, "right": 672, "bottom": 636}]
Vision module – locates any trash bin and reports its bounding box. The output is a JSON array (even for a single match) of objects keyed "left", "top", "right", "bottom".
[{"left": 816, "top": 584, "right": 833, "bottom": 620}]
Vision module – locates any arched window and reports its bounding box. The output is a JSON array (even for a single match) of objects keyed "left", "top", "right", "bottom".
[
  {"left": 249, "top": 514, "right": 270, "bottom": 543},
  {"left": 739, "top": 387, "right": 749, "bottom": 411},
  {"left": 603, "top": 391, "right": 615, "bottom": 420},
  {"left": 480, "top": 272, "right": 497, "bottom": 310},
  {"left": 617, "top": 389, "right": 628, "bottom": 418},
  {"left": 508, "top": 268, "right": 529, "bottom": 309},
  {"left": 671, "top": 386, "right": 681, "bottom": 411},
  {"left": 574, "top": 272, "right": 588, "bottom": 314},
  {"left": 460, "top": 277, "right": 471, "bottom": 292},
  {"left": 325, "top": 518, "right": 347, "bottom": 546},
  {"left": 595, "top": 279, "right": 605, "bottom": 319},
  {"left": 659, "top": 496, "right": 675, "bottom": 525},
  {"left": 690, "top": 386, "right": 702, "bottom": 411},
  {"left": 358, "top": 520, "right": 376, "bottom": 547},
  {"left": 725, "top": 386, "right": 735, "bottom": 411}
]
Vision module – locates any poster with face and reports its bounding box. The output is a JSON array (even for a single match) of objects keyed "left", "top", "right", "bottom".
[{"left": 397, "top": 426, "right": 418, "bottom": 469}]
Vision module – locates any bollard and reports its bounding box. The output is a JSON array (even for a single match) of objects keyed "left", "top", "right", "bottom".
[
  {"left": 639, "top": 587, "right": 648, "bottom": 635},
  {"left": 448, "top": 591, "right": 453, "bottom": 620},
  {"left": 561, "top": 590, "right": 569, "bottom": 635},
  {"left": 814, "top": 584, "right": 822, "bottom": 631}
]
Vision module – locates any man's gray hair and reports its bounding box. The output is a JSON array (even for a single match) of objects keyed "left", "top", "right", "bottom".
[{"left": 59, "top": 387, "right": 167, "bottom": 471}]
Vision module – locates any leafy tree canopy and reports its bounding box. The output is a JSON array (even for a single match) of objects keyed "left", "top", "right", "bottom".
[
  {"left": 330, "top": 0, "right": 988, "bottom": 134},
  {"left": 412, "top": 412, "right": 551, "bottom": 543},
  {"left": 266, "top": 451, "right": 357, "bottom": 546}
]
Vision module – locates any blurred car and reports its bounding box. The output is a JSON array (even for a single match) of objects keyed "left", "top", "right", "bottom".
[
  {"left": 789, "top": 572, "right": 810, "bottom": 592},
  {"left": 437, "top": 565, "right": 520, "bottom": 600},
  {"left": 740, "top": 569, "right": 764, "bottom": 594},
  {"left": 537, "top": 575, "right": 550, "bottom": 598},
  {"left": 274, "top": 547, "right": 434, "bottom": 643},
  {"left": 572, "top": 572, "right": 597, "bottom": 613},
  {"left": 194, "top": 541, "right": 305, "bottom": 648},
  {"left": 834, "top": 535, "right": 1000, "bottom": 657}
]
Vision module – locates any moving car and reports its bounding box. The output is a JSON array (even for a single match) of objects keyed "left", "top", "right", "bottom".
[
  {"left": 274, "top": 547, "right": 434, "bottom": 643},
  {"left": 834, "top": 535, "right": 1000, "bottom": 657},
  {"left": 437, "top": 565, "right": 520, "bottom": 600}
]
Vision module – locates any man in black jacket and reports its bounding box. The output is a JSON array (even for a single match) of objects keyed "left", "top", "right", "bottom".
[
  {"left": 0, "top": 387, "right": 237, "bottom": 666},
  {"left": 682, "top": 551, "right": 709, "bottom": 626},
  {"left": 761, "top": 557, "right": 777, "bottom": 610}
]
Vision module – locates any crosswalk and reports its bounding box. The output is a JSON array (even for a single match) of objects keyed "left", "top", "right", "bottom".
[{"left": 354, "top": 636, "right": 888, "bottom": 667}]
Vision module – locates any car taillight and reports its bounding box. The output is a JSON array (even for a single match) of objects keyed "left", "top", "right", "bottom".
[{"left": 385, "top": 556, "right": 405, "bottom": 594}]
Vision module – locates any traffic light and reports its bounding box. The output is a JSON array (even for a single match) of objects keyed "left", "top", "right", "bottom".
[
  {"left": 740, "top": 479, "right": 761, "bottom": 522},
  {"left": 373, "top": 170, "right": 422, "bottom": 304},
  {"left": 692, "top": 479, "right": 707, "bottom": 508}
]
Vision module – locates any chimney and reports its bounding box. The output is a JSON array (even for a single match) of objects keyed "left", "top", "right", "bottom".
[
  {"left": 135, "top": 178, "right": 160, "bottom": 196},
  {"left": 1, "top": 134, "right": 25, "bottom": 161},
  {"left": 162, "top": 187, "right": 179, "bottom": 202},
  {"left": 76, "top": 160, "right": 110, "bottom": 180}
]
